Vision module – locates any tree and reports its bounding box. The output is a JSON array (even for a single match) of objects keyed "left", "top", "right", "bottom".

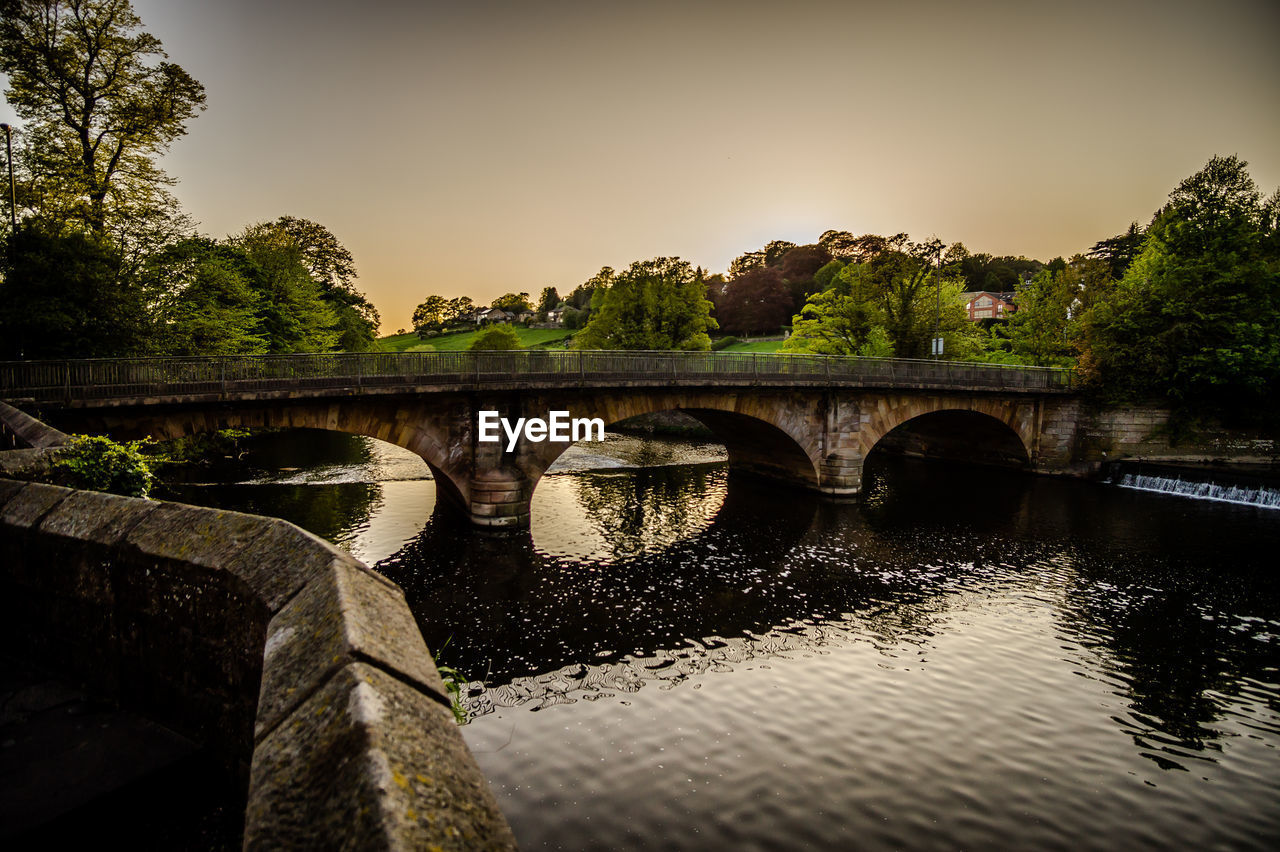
[
  {"left": 784, "top": 237, "right": 981, "bottom": 360},
  {"left": 712, "top": 266, "right": 792, "bottom": 335},
  {"left": 491, "top": 292, "right": 532, "bottom": 313},
  {"left": 145, "top": 238, "right": 266, "bottom": 355},
  {"left": 783, "top": 265, "right": 886, "bottom": 356},
  {"left": 1078, "top": 155, "right": 1280, "bottom": 420},
  {"left": 0, "top": 0, "right": 205, "bottom": 244},
  {"left": 1088, "top": 222, "right": 1145, "bottom": 280},
  {"left": 1003, "top": 266, "right": 1076, "bottom": 366},
  {"left": 468, "top": 323, "right": 522, "bottom": 350},
  {"left": 0, "top": 216, "right": 151, "bottom": 357},
  {"left": 574, "top": 257, "right": 716, "bottom": 351},
  {"left": 230, "top": 223, "right": 339, "bottom": 353},
  {"left": 536, "top": 285, "right": 559, "bottom": 316},
  {"left": 413, "top": 294, "right": 449, "bottom": 336},
  {"left": 247, "top": 216, "right": 378, "bottom": 350},
  {"left": 445, "top": 295, "right": 474, "bottom": 327}
]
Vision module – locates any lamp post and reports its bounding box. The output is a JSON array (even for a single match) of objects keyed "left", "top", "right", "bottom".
[{"left": 0, "top": 123, "right": 14, "bottom": 230}]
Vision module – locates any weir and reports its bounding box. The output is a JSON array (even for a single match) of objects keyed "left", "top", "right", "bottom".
[{"left": 1113, "top": 469, "right": 1280, "bottom": 510}]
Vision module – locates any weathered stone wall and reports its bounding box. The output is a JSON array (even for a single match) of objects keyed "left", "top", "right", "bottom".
[
  {"left": 0, "top": 474, "right": 515, "bottom": 849},
  {"left": 0, "top": 400, "right": 69, "bottom": 450},
  {"left": 1044, "top": 401, "right": 1278, "bottom": 472}
]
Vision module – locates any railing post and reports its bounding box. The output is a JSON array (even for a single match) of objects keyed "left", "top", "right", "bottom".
[{"left": 578, "top": 350, "right": 585, "bottom": 386}]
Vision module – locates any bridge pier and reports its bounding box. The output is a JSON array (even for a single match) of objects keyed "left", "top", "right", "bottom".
[
  {"left": 467, "top": 472, "right": 532, "bottom": 529},
  {"left": 818, "top": 452, "right": 864, "bottom": 496}
]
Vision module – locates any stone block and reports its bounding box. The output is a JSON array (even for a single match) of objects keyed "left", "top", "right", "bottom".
[
  {"left": 40, "top": 488, "right": 158, "bottom": 547},
  {"left": 0, "top": 477, "right": 30, "bottom": 513},
  {"left": 1, "top": 481, "right": 72, "bottom": 531},
  {"left": 255, "top": 558, "right": 449, "bottom": 741},
  {"left": 245, "top": 663, "right": 516, "bottom": 851},
  {"left": 123, "top": 501, "right": 341, "bottom": 613}
]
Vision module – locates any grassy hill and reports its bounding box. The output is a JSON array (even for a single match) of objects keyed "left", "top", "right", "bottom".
[
  {"left": 376, "top": 327, "right": 576, "bottom": 352},
  {"left": 376, "top": 328, "right": 785, "bottom": 354},
  {"left": 718, "top": 339, "right": 785, "bottom": 353}
]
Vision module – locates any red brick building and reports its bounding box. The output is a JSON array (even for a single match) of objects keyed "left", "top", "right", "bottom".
[{"left": 961, "top": 291, "right": 1016, "bottom": 321}]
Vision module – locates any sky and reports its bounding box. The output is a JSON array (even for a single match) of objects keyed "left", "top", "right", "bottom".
[{"left": 3, "top": 0, "right": 1278, "bottom": 332}]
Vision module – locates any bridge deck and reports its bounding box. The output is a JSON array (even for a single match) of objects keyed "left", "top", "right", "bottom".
[{"left": 1, "top": 351, "right": 1074, "bottom": 407}]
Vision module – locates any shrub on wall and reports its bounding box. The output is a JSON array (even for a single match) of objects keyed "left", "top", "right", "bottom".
[{"left": 54, "top": 435, "right": 155, "bottom": 498}]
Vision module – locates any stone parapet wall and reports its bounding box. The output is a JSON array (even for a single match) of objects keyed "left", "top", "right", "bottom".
[
  {"left": 0, "top": 475, "right": 515, "bottom": 850},
  {"left": 0, "top": 400, "right": 69, "bottom": 450}
]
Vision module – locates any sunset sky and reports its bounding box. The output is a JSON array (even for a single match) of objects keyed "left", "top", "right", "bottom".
[{"left": 3, "top": 0, "right": 1278, "bottom": 331}]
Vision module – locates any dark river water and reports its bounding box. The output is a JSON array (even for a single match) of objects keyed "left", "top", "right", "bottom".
[{"left": 161, "top": 430, "right": 1280, "bottom": 851}]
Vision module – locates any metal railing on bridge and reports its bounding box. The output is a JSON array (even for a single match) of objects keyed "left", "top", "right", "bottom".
[{"left": 0, "top": 351, "right": 1075, "bottom": 405}]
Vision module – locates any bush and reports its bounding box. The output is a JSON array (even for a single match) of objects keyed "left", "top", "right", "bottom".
[
  {"left": 711, "top": 336, "right": 740, "bottom": 351},
  {"left": 53, "top": 435, "right": 154, "bottom": 498},
  {"left": 468, "top": 324, "right": 523, "bottom": 350}
]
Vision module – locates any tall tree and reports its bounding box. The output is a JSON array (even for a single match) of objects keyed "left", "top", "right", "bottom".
[
  {"left": 144, "top": 238, "right": 266, "bottom": 356},
  {"left": 412, "top": 294, "right": 449, "bottom": 336},
  {"left": 1078, "top": 155, "right": 1280, "bottom": 420},
  {"left": 574, "top": 257, "right": 716, "bottom": 351},
  {"left": 0, "top": 0, "right": 205, "bottom": 247},
  {"left": 491, "top": 292, "right": 532, "bottom": 313},
  {"left": 251, "top": 216, "right": 379, "bottom": 350},
  {"left": 0, "top": 216, "right": 151, "bottom": 357},
  {"left": 536, "top": 285, "right": 560, "bottom": 315},
  {"left": 713, "top": 266, "right": 791, "bottom": 335},
  {"left": 230, "top": 223, "right": 339, "bottom": 353},
  {"left": 1087, "top": 222, "right": 1145, "bottom": 280},
  {"left": 1004, "top": 266, "right": 1077, "bottom": 366}
]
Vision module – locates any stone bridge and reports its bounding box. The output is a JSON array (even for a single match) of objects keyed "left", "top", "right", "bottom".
[{"left": 1, "top": 351, "right": 1080, "bottom": 527}]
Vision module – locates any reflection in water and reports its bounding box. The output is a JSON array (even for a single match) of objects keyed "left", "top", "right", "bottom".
[{"left": 161, "top": 430, "right": 1280, "bottom": 851}]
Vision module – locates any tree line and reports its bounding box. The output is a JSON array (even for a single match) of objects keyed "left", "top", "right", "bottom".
[
  {"left": 0, "top": 0, "right": 379, "bottom": 359},
  {"left": 433, "top": 155, "right": 1277, "bottom": 425}
]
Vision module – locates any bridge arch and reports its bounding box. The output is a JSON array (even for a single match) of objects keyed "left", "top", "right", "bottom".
[
  {"left": 72, "top": 400, "right": 472, "bottom": 509},
  {"left": 862, "top": 396, "right": 1035, "bottom": 468},
  {"left": 518, "top": 392, "right": 824, "bottom": 492}
]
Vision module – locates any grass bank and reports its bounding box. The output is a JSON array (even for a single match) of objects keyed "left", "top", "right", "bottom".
[{"left": 377, "top": 328, "right": 576, "bottom": 352}]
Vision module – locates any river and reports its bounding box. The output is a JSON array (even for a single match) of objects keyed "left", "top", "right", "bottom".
[{"left": 161, "top": 429, "right": 1280, "bottom": 851}]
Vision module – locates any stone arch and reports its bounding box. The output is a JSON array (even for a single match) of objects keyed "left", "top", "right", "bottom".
[
  {"left": 517, "top": 390, "right": 824, "bottom": 492},
  {"left": 862, "top": 395, "right": 1035, "bottom": 466},
  {"left": 71, "top": 400, "right": 471, "bottom": 509}
]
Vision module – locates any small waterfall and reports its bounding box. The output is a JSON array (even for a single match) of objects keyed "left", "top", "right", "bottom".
[{"left": 1115, "top": 471, "right": 1280, "bottom": 509}]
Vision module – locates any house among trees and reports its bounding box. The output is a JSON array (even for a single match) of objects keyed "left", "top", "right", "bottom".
[
  {"left": 962, "top": 291, "right": 1016, "bottom": 321},
  {"left": 474, "top": 307, "right": 514, "bottom": 324}
]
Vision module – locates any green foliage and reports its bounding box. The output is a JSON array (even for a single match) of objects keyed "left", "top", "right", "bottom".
[
  {"left": 432, "top": 638, "right": 467, "bottom": 725},
  {"left": 145, "top": 238, "right": 267, "bottom": 356},
  {"left": 1078, "top": 155, "right": 1280, "bottom": 421},
  {"left": 490, "top": 292, "right": 532, "bottom": 313},
  {"left": 574, "top": 257, "right": 716, "bottom": 351},
  {"left": 711, "top": 336, "right": 740, "bottom": 351},
  {"left": 784, "top": 242, "right": 979, "bottom": 359},
  {"left": 413, "top": 294, "right": 449, "bottom": 336},
  {"left": 468, "top": 323, "right": 523, "bottom": 350},
  {"left": 561, "top": 306, "right": 585, "bottom": 329},
  {"left": 54, "top": 435, "right": 154, "bottom": 498},
  {"left": 0, "top": 0, "right": 205, "bottom": 243},
  {"left": 1003, "top": 268, "right": 1077, "bottom": 366},
  {"left": 230, "top": 223, "right": 340, "bottom": 353},
  {"left": 537, "top": 285, "right": 559, "bottom": 315},
  {"left": 0, "top": 218, "right": 153, "bottom": 358},
  {"left": 813, "top": 259, "right": 845, "bottom": 291}
]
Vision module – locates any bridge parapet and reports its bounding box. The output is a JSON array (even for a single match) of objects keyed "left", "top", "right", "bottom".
[{"left": 2, "top": 351, "right": 1074, "bottom": 407}]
